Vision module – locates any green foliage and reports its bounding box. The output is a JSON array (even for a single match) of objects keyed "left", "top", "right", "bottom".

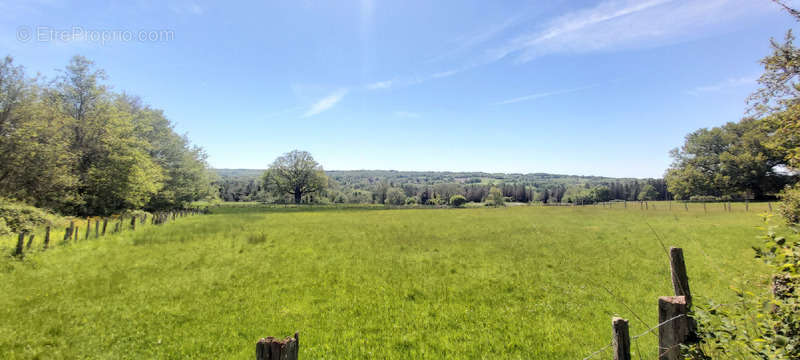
[
  {"left": 690, "top": 217, "right": 800, "bottom": 359},
  {"left": 666, "top": 118, "right": 794, "bottom": 200},
  {"left": 486, "top": 186, "right": 504, "bottom": 206},
  {"left": 0, "top": 204, "right": 770, "bottom": 358},
  {"left": 385, "top": 187, "right": 406, "bottom": 206},
  {"left": 778, "top": 184, "right": 800, "bottom": 224},
  {"left": 0, "top": 198, "right": 59, "bottom": 235},
  {"left": 263, "top": 150, "right": 327, "bottom": 204},
  {"left": 404, "top": 196, "right": 417, "bottom": 205},
  {"left": 449, "top": 194, "right": 467, "bottom": 207},
  {"left": 637, "top": 184, "right": 658, "bottom": 201},
  {"left": 0, "top": 55, "right": 213, "bottom": 216}
]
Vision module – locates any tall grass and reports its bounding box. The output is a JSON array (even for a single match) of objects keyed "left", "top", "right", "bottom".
[{"left": 0, "top": 204, "right": 771, "bottom": 358}]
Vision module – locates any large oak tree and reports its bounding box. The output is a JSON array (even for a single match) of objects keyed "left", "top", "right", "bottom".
[{"left": 263, "top": 150, "right": 327, "bottom": 204}]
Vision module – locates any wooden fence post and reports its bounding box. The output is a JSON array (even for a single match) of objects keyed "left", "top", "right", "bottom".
[
  {"left": 669, "top": 247, "right": 691, "bottom": 307},
  {"left": 74, "top": 227, "right": 79, "bottom": 242},
  {"left": 85, "top": 219, "right": 90, "bottom": 240},
  {"left": 26, "top": 234, "right": 34, "bottom": 249},
  {"left": 658, "top": 296, "right": 688, "bottom": 360},
  {"left": 768, "top": 202, "right": 772, "bottom": 212},
  {"left": 43, "top": 226, "right": 51, "bottom": 250},
  {"left": 64, "top": 221, "right": 75, "bottom": 242},
  {"left": 131, "top": 216, "right": 136, "bottom": 231},
  {"left": 612, "top": 317, "right": 631, "bottom": 360},
  {"left": 102, "top": 218, "right": 108, "bottom": 236},
  {"left": 669, "top": 247, "right": 697, "bottom": 339},
  {"left": 15, "top": 232, "right": 25, "bottom": 256},
  {"left": 95, "top": 220, "right": 99, "bottom": 238},
  {"left": 256, "top": 333, "right": 298, "bottom": 360}
]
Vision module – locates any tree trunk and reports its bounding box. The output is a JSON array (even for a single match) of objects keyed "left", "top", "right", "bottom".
[{"left": 294, "top": 191, "right": 302, "bottom": 204}]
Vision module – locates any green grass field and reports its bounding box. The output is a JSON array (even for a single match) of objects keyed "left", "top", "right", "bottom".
[{"left": 0, "top": 203, "right": 774, "bottom": 359}]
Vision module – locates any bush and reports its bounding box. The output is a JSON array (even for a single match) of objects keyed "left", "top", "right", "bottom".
[
  {"left": 0, "top": 198, "right": 59, "bottom": 235},
  {"left": 404, "top": 197, "right": 417, "bottom": 205},
  {"left": 688, "top": 195, "right": 719, "bottom": 202},
  {"left": 689, "top": 217, "right": 800, "bottom": 358},
  {"left": 449, "top": 195, "right": 467, "bottom": 207},
  {"left": 778, "top": 184, "right": 800, "bottom": 224}
]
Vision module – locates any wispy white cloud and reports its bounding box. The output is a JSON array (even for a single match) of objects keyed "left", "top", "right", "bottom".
[
  {"left": 394, "top": 111, "right": 420, "bottom": 118},
  {"left": 685, "top": 76, "right": 757, "bottom": 96},
  {"left": 168, "top": 0, "right": 204, "bottom": 15},
  {"left": 303, "top": 89, "right": 348, "bottom": 117},
  {"left": 488, "top": 0, "right": 768, "bottom": 62},
  {"left": 366, "top": 80, "right": 392, "bottom": 90},
  {"left": 492, "top": 85, "right": 597, "bottom": 105}
]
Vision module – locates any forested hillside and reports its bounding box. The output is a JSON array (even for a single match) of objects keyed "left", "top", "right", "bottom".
[
  {"left": 215, "top": 168, "right": 670, "bottom": 204},
  {"left": 0, "top": 55, "right": 215, "bottom": 216}
]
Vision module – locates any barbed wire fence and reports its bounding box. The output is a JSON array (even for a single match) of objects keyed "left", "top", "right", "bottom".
[
  {"left": 581, "top": 247, "right": 696, "bottom": 360},
  {"left": 10, "top": 207, "right": 210, "bottom": 257}
]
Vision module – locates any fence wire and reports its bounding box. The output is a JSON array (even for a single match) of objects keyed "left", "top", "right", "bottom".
[{"left": 582, "top": 313, "right": 687, "bottom": 359}]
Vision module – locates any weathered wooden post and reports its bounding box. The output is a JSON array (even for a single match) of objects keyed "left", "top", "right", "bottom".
[
  {"left": 658, "top": 296, "right": 688, "bottom": 360},
  {"left": 43, "top": 226, "right": 51, "bottom": 249},
  {"left": 95, "top": 220, "right": 99, "bottom": 238},
  {"left": 768, "top": 202, "right": 773, "bottom": 212},
  {"left": 669, "top": 247, "right": 692, "bottom": 307},
  {"left": 645, "top": 201, "right": 649, "bottom": 210},
  {"left": 256, "top": 333, "right": 298, "bottom": 360},
  {"left": 612, "top": 317, "right": 631, "bottom": 360},
  {"left": 15, "top": 232, "right": 26, "bottom": 256},
  {"left": 74, "top": 227, "right": 79, "bottom": 242},
  {"left": 26, "top": 234, "right": 34, "bottom": 249},
  {"left": 102, "top": 218, "right": 108, "bottom": 236},
  {"left": 131, "top": 216, "right": 136, "bottom": 231},
  {"left": 85, "top": 219, "right": 90, "bottom": 240},
  {"left": 64, "top": 221, "right": 75, "bottom": 242},
  {"left": 669, "top": 247, "right": 697, "bottom": 340}
]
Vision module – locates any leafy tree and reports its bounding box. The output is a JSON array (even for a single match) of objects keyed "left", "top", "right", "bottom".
[
  {"left": 385, "top": 187, "right": 406, "bottom": 206},
  {"left": 486, "top": 186, "right": 504, "bottom": 206},
  {"left": 0, "top": 55, "right": 212, "bottom": 215},
  {"left": 449, "top": 194, "right": 467, "bottom": 207},
  {"left": 665, "top": 118, "right": 793, "bottom": 200},
  {"left": 263, "top": 150, "right": 327, "bottom": 204},
  {"left": 637, "top": 184, "right": 658, "bottom": 201}
]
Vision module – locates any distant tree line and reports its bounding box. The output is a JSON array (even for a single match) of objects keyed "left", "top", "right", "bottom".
[
  {"left": 215, "top": 168, "right": 670, "bottom": 205},
  {"left": 0, "top": 55, "right": 215, "bottom": 216}
]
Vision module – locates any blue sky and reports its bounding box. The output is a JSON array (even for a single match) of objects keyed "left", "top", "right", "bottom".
[{"left": 0, "top": 0, "right": 796, "bottom": 178}]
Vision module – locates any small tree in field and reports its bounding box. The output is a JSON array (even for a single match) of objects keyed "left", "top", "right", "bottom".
[
  {"left": 486, "top": 187, "right": 504, "bottom": 207},
  {"left": 263, "top": 150, "right": 327, "bottom": 204},
  {"left": 449, "top": 194, "right": 467, "bottom": 207}
]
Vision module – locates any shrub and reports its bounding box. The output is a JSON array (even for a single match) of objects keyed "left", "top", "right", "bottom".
[
  {"left": 0, "top": 198, "right": 59, "bottom": 235},
  {"left": 778, "top": 184, "right": 800, "bottom": 224},
  {"left": 688, "top": 195, "right": 719, "bottom": 202},
  {"left": 689, "top": 216, "right": 800, "bottom": 358},
  {"left": 404, "top": 197, "right": 417, "bottom": 205},
  {"left": 449, "top": 195, "right": 467, "bottom": 207}
]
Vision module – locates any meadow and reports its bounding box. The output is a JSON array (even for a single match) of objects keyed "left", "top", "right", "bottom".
[{"left": 0, "top": 202, "right": 774, "bottom": 359}]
